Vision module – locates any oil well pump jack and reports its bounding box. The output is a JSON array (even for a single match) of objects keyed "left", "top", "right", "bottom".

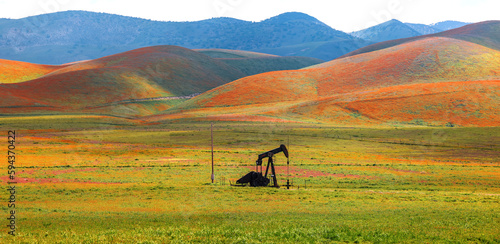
[{"left": 236, "top": 144, "right": 289, "bottom": 188}]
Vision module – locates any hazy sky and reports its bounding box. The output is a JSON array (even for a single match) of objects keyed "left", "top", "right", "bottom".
[{"left": 1, "top": 0, "right": 498, "bottom": 32}]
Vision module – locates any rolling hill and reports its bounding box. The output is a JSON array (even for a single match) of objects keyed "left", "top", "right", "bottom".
[
  {"left": 283, "top": 80, "right": 500, "bottom": 126},
  {"left": 0, "top": 46, "right": 322, "bottom": 117},
  {"left": 0, "top": 11, "right": 364, "bottom": 64},
  {"left": 0, "top": 45, "right": 243, "bottom": 116},
  {"left": 156, "top": 36, "right": 500, "bottom": 126}
]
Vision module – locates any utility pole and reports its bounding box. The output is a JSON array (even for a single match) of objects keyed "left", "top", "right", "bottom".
[{"left": 211, "top": 122, "right": 214, "bottom": 183}]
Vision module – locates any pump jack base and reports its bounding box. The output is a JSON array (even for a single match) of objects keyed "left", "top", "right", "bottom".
[{"left": 234, "top": 171, "right": 275, "bottom": 187}]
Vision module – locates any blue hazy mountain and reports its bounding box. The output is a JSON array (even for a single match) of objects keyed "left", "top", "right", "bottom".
[
  {"left": 351, "top": 19, "right": 422, "bottom": 42},
  {"left": 352, "top": 19, "right": 471, "bottom": 42},
  {"left": 431, "top": 20, "right": 470, "bottom": 31},
  {"left": 405, "top": 23, "right": 443, "bottom": 35},
  {"left": 342, "top": 21, "right": 500, "bottom": 58},
  {"left": 406, "top": 21, "right": 470, "bottom": 35},
  {"left": 0, "top": 11, "right": 368, "bottom": 64}
]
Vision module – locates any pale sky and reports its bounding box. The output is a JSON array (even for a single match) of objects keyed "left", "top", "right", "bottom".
[{"left": 0, "top": 0, "right": 498, "bottom": 32}]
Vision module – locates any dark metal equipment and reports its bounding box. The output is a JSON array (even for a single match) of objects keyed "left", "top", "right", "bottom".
[{"left": 236, "top": 144, "right": 289, "bottom": 187}]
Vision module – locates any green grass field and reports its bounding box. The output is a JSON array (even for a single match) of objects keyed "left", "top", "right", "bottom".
[{"left": 1, "top": 116, "right": 499, "bottom": 243}]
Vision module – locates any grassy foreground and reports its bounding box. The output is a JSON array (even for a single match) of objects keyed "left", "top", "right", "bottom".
[{"left": 1, "top": 115, "right": 499, "bottom": 243}]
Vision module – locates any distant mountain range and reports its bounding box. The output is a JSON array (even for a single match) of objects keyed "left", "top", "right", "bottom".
[
  {"left": 0, "top": 10, "right": 472, "bottom": 64},
  {"left": 430, "top": 21, "right": 472, "bottom": 31},
  {"left": 351, "top": 19, "right": 469, "bottom": 43},
  {"left": 0, "top": 11, "right": 367, "bottom": 64}
]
